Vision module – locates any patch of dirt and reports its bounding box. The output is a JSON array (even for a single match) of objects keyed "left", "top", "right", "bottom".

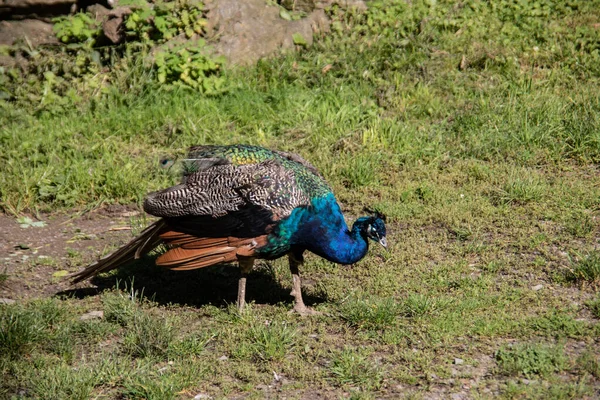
[
  {"left": 0, "top": 208, "right": 138, "bottom": 300},
  {"left": 0, "top": 18, "right": 57, "bottom": 47}
]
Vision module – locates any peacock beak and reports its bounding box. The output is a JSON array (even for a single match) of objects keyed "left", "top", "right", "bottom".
[{"left": 378, "top": 236, "right": 388, "bottom": 249}]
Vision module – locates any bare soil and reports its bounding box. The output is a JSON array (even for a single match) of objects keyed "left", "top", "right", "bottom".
[{"left": 0, "top": 206, "right": 138, "bottom": 300}]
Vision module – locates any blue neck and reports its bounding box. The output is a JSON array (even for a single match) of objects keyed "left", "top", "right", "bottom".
[{"left": 290, "top": 194, "right": 370, "bottom": 264}]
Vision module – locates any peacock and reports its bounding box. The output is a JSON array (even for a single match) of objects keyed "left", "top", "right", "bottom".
[{"left": 72, "top": 145, "right": 387, "bottom": 315}]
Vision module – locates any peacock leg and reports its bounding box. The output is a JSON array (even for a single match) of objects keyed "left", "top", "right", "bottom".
[
  {"left": 237, "top": 258, "right": 254, "bottom": 311},
  {"left": 288, "top": 253, "right": 319, "bottom": 316}
]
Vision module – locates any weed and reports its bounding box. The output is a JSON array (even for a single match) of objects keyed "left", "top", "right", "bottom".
[
  {"left": 586, "top": 296, "right": 600, "bottom": 319},
  {"left": 329, "top": 348, "right": 382, "bottom": 390},
  {"left": 24, "top": 361, "right": 97, "bottom": 400},
  {"left": 564, "top": 211, "right": 596, "bottom": 238},
  {"left": 566, "top": 251, "right": 600, "bottom": 286},
  {"left": 123, "top": 310, "right": 174, "bottom": 358},
  {"left": 102, "top": 286, "right": 144, "bottom": 326},
  {"left": 168, "top": 332, "right": 213, "bottom": 358},
  {"left": 155, "top": 42, "right": 227, "bottom": 93},
  {"left": 0, "top": 305, "right": 44, "bottom": 359},
  {"left": 53, "top": 13, "right": 101, "bottom": 45},
  {"left": 400, "top": 294, "right": 441, "bottom": 318},
  {"left": 503, "top": 379, "right": 593, "bottom": 399},
  {"left": 339, "top": 296, "right": 398, "bottom": 330},
  {"left": 248, "top": 320, "right": 297, "bottom": 362},
  {"left": 495, "top": 342, "right": 568, "bottom": 378},
  {"left": 529, "top": 310, "right": 588, "bottom": 338},
  {"left": 124, "top": 0, "right": 207, "bottom": 42},
  {"left": 577, "top": 350, "right": 600, "bottom": 378},
  {"left": 494, "top": 172, "right": 545, "bottom": 205}
]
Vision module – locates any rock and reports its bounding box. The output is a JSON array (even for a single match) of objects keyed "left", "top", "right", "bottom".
[
  {"left": 206, "top": 0, "right": 330, "bottom": 65},
  {"left": 98, "top": 6, "right": 131, "bottom": 44},
  {"left": 0, "top": 19, "right": 57, "bottom": 47},
  {"left": 80, "top": 310, "right": 104, "bottom": 320},
  {"left": 218, "top": 355, "right": 228, "bottom": 361},
  {"left": 334, "top": 0, "right": 367, "bottom": 12},
  {"left": 281, "top": 0, "right": 316, "bottom": 12},
  {"left": 193, "top": 394, "right": 212, "bottom": 400},
  {"left": 0, "top": 0, "right": 116, "bottom": 18},
  {"left": 0, "top": 298, "right": 16, "bottom": 305},
  {"left": 0, "top": 0, "right": 75, "bottom": 19},
  {"left": 531, "top": 284, "right": 543, "bottom": 291},
  {"left": 454, "top": 358, "right": 464, "bottom": 365}
]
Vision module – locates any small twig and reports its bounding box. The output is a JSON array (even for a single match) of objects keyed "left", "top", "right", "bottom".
[{"left": 108, "top": 226, "right": 132, "bottom": 231}]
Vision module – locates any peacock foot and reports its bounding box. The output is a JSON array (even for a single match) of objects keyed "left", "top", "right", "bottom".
[{"left": 290, "top": 303, "right": 321, "bottom": 316}]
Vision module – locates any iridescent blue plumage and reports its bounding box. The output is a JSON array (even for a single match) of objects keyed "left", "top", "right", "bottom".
[
  {"left": 258, "top": 193, "right": 379, "bottom": 265},
  {"left": 73, "top": 144, "right": 387, "bottom": 315}
]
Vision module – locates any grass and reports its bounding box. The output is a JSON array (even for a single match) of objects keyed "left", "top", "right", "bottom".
[
  {"left": 567, "top": 251, "right": 600, "bottom": 286},
  {"left": 1, "top": 0, "right": 600, "bottom": 397},
  {"left": 495, "top": 342, "right": 568, "bottom": 378},
  {"left": 339, "top": 296, "right": 399, "bottom": 330},
  {"left": 329, "top": 348, "right": 383, "bottom": 390}
]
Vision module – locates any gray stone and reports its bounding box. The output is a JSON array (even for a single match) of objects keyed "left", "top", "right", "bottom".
[
  {"left": 80, "top": 310, "right": 104, "bottom": 320},
  {"left": 281, "top": 0, "right": 316, "bottom": 12},
  {"left": 206, "top": 0, "right": 330, "bottom": 65}
]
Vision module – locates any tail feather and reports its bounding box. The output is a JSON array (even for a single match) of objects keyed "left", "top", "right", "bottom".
[
  {"left": 70, "top": 220, "right": 166, "bottom": 283},
  {"left": 71, "top": 221, "right": 269, "bottom": 282}
]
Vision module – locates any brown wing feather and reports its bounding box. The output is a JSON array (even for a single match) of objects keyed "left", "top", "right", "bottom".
[{"left": 155, "top": 234, "right": 268, "bottom": 271}]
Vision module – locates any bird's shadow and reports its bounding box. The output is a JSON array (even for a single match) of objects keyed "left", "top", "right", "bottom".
[{"left": 58, "top": 258, "right": 325, "bottom": 309}]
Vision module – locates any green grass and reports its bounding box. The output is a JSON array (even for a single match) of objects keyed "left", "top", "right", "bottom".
[
  {"left": 567, "top": 251, "right": 600, "bottom": 286},
  {"left": 1, "top": 0, "right": 600, "bottom": 398},
  {"left": 588, "top": 297, "right": 600, "bottom": 319},
  {"left": 339, "top": 296, "right": 399, "bottom": 330},
  {"left": 495, "top": 342, "right": 569, "bottom": 378},
  {"left": 0, "top": 305, "right": 45, "bottom": 359},
  {"left": 329, "top": 347, "right": 383, "bottom": 390}
]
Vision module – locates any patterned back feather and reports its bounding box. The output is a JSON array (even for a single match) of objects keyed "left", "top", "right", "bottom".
[{"left": 144, "top": 145, "right": 331, "bottom": 222}]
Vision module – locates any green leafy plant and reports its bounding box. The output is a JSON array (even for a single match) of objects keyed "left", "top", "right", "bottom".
[
  {"left": 155, "top": 43, "right": 226, "bottom": 93},
  {"left": 124, "top": 0, "right": 207, "bottom": 42},
  {"left": 124, "top": 4, "right": 155, "bottom": 41},
  {"left": 17, "top": 216, "right": 46, "bottom": 228},
  {"left": 53, "top": 13, "right": 101, "bottom": 45},
  {"left": 495, "top": 342, "right": 568, "bottom": 378}
]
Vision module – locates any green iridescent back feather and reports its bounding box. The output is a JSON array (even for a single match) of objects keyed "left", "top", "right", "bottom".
[{"left": 186, "top": 144, "right": 332, "bottom": 199}]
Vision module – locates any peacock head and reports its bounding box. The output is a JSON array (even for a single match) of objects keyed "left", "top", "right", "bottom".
[{"left": 355, "top": 210, "right": 387, "bottom": 249}]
